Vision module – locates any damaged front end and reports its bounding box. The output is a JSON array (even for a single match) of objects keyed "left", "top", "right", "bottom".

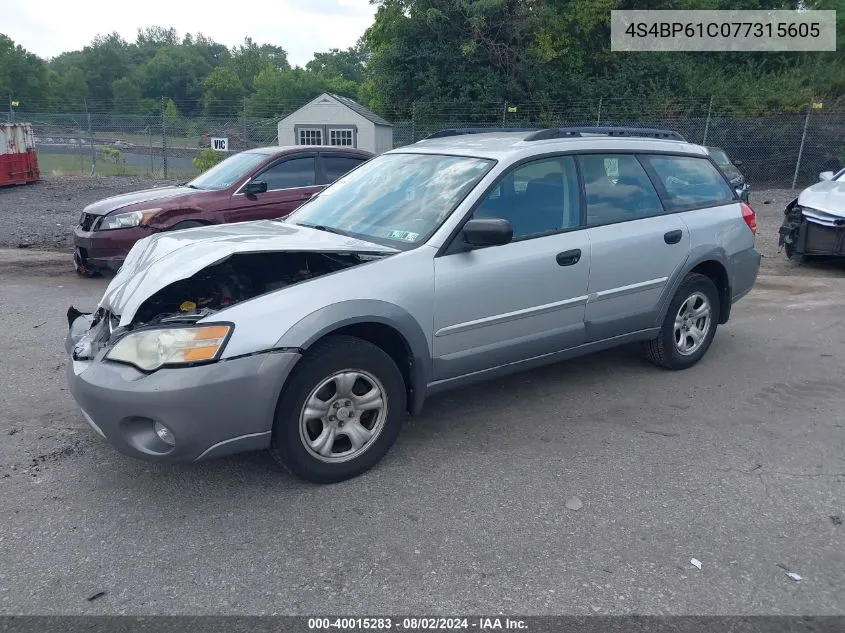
[
  {"left": 778, "top": 199, "right": 845, "bottom": 260},
  {"left": 66, "top": 249, "right": 384, "bottom": 361}
]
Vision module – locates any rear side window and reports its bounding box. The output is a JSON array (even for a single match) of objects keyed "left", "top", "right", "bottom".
[
  {"left": 579, "top": 154, "right": 664, "bottom": 225},
  {"left": 645, "top": 155, "right": 735, "bottom": 210},
  {"left": 322, "top": 155, "right": 366, "bottom": 183}
]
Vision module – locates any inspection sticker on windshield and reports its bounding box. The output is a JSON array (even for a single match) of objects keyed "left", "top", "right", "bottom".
[{"left": 388, "top": 230, "right": 419, "bottom": 242}]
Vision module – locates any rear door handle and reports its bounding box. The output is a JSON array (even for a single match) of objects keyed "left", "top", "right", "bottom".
[
  {"left": 664, "top": 229, "right": 683, "bottom": 245},
  {"left": 556, "top": 249, "right": 581, "bottom": 266}
]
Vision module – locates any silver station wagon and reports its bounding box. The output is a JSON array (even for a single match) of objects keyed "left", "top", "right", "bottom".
[{"left": 66, "top": 126, "right": 761, "bottom": 483}]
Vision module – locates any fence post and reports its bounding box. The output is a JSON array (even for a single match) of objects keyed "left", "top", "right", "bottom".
[
  {"left": 85, "top": 100, "right": 96, "bottom": 176},
  {"left": 242, "top": 96, "right": 248, "bottom": 148},
  {"left": 702, "top": 95, "right": 714, "bottom": 145},
  {"left": 596, "top": 97, "right": 603, "bottom": 126},
  {"left": 411, "top": 101, "right": 416, "bottom": 143},
  {"left": 502, "top": 102, "right": 507, "bottom": 126},
  {"left": 8, "top": 95, "right": 13, "bottom": 123},
  {"left": 147, "top": 126, "right": 154, "bottom": 175},
  {"left": 161, "top": 97, "right": 168, "bottom": 178},
  {"left": 792, "top": 104, "right": 812, "bottom": 190}
]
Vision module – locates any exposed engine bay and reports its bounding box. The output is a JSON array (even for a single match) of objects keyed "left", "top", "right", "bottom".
[
  {"left": 67, "top": 250, "right": 381, "bottom": 360},
  {"left": 133, "top": 251, "right": 373, "bottom": 326}
]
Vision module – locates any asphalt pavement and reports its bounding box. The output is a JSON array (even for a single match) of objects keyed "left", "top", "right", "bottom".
[{"left": 1, "top": 249, "right": 843, "bottom": 615}]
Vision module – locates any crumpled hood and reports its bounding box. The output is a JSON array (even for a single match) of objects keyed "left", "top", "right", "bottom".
[
  {"left": 798, "top": 180, "right": 845, "bottom": 218},
  {"left": 82, "top": 185, "right": 197, "bottom": 216},
  {"left": 101, "top": 220, "right": 398, "bottom": 326}
]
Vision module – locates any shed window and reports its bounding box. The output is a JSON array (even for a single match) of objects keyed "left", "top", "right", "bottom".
[
  {"left": 329, "top": 128, "right": 354, "bottom": 147},
  {"left": 299, "top": 128, "right": 323, "bottom": 145}
]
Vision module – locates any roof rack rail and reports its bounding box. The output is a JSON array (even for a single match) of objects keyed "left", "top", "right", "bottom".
[
  {"left": 423, "top": 127, "right": 540, "bottom": 140},
  {"left": 524, "top": 126, "right": 686, "bottom": 142}
]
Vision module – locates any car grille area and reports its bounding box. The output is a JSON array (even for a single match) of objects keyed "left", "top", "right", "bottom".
[
  {"left": 79, "top": 212, "right": 99, "bottom": 231},
  {"left": 805, "top": 222, "right": 845, "bottom": 255}
]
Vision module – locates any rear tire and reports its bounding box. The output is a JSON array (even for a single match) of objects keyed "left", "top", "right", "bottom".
[
  {"left": 645, "top": 273, "right": 720, "bottom": 370},
  {"left": 269, "top": 335, "right": 406, "bottom": 484}
]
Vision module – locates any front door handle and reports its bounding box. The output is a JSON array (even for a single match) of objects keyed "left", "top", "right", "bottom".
[
  {"left": 664, "top": 229, "right": 683, "bottom": 245},
  {"left": 556, "top": 249, "right": 581, "bottom": 266}
]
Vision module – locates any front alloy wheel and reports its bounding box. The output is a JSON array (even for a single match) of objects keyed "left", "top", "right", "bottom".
[
  {"left": 300, "top": 370, "right": 388, "bottom": 463},
  {"left": 270, "top": 335, "right": 406, "bottom": 483}
]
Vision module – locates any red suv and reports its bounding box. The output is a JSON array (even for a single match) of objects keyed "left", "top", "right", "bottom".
[{"left": 73, "top": 146, "right": 372, "bottom": 275}]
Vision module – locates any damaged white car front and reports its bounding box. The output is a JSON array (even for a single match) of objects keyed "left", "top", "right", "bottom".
[{"left": 779, "top": 168, "right": 845, "bottom": 260}]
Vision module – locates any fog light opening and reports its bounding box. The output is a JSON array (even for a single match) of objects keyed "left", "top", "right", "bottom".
[{"left": 153, "top": 421, "right": 175, "bottom": 447}]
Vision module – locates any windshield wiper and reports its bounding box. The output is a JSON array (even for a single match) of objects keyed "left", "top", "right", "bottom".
[{"left": 297, "top": 223, "right": 352, "bottom": 237}]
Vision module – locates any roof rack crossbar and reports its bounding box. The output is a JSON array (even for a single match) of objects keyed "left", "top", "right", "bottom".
[
  {"left": 423, "top": 127, "right": 540, "bottom": 140},
  {"left": 524, "top": 126, "right": 686, "bottom": 142}
]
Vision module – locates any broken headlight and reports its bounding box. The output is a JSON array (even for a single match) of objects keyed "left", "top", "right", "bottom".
[
  {"left": 99, "top": 208, "right": 161, "bottom": 231},
  {"left": 105, "top": 325, "right": 232, "bottom": 371}
]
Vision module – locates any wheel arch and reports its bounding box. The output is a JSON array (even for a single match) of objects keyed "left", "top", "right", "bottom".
[
  {"left": 658, "top": 248, "right": 732, "bottom": 326},
  {"left": 275, "top": 300, "right": 432, "bottom": 415}
]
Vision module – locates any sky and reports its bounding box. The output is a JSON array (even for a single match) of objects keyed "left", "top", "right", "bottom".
[{"left": 1, "top": 0, "right": 378, "bottom": 66}]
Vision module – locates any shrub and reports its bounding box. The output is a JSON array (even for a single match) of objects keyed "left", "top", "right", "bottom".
[{"left": 193, "top": 148, "right": 224, "bottom": 172}]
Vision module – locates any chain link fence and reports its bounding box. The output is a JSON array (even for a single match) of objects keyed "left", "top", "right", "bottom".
[{"left": 6, "top": 96, "right": 844, "bottom": 189}]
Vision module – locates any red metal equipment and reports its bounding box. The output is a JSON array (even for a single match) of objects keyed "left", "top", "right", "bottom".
[{"left": 0, "top": 123, "right": 40, "bottom": 186}]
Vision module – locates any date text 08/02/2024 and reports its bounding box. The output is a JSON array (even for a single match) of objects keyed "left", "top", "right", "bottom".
[{"left": 307, "top": 617, "right": 528, "bottom": 630}]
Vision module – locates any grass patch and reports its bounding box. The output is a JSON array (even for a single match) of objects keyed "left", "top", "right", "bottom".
[{"left": 37, "top": 153, "right": 196, "bottom": 179}]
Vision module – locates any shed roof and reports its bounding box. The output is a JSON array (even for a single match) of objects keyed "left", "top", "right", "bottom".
[{"left": 324, "top": 93, "right": 393, "bottom": 127}]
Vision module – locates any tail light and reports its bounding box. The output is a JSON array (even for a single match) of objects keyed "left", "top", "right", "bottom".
[{"left": 741, "top": 202, "right": 757, "bottom": 235}]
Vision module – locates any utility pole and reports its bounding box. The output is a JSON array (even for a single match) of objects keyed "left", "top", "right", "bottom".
[
  {"left": 595, "top": 97, "right": 603, "bottom": 126},
  {"left": 8, "top": 95, "right": 13, "bottom": 123}
]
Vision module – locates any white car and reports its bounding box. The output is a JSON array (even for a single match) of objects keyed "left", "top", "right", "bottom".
[{"left": 779, "top": 168, "right": 845, "bottom": 260}]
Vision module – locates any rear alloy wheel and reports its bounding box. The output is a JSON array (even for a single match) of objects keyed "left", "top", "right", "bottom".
[
  {"left": 645, "top": 273, "right": 720, "bottom": 370},
  {"left": 270, "top": 335, "right": 406, "bottom": 483}
]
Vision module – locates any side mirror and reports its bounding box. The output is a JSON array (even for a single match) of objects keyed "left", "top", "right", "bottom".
[
  {"left": 244, "top": 180, "right": 268, "bottom": 195},
  {"left": 819, "top": 171, "right": 834, "bottom": 181},
  {"left": 733, "top": 159, "right": 743, "bottom": 167},
  {"left": 462, "top": 218, "right": 513, "bottom": 247}
]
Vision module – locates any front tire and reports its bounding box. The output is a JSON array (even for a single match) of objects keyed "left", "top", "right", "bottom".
[
  {"left": 645, "top": 273, "right": 720, "bottom": 370},
  {"left": 269, "top": 335, "right": 406, "bottom": 483}
]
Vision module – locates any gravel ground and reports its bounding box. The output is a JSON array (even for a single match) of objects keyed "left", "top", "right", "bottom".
[
  {"left": 1, "top": 252, "right": 844, "bottom": 615},
  {"left": 0, "top": 175, "right": 180, "bottom": 250},
  {"left": 1, "top": 176, "right": 844, "bottom": 278}
]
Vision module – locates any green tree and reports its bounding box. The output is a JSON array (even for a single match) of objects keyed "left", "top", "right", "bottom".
[
  {"left": 201, "top": 67, "right": 245, "bottom": 116},
  {"left": 0, "top": 34, "right": 52, "bottom": 108},
  {"left": 229, "top": 37, "right": 289, "bottom": 93},
  {"left": 111, "top": 76, "right": 141, "bottom": 113}
]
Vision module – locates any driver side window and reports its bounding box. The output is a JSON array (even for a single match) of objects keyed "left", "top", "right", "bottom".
[
  {"left": 472, "top": 156, "right": 581, "bottom": 240},
  {"left": 254, "top": 156, "right": 316, "bottom": 191}
]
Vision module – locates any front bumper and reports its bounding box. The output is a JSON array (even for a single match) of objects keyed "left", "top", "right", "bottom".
[
  {"left": 73, "top": 225, "right": 154, "bottom": 272},
  {"left": 67, "top": 350, "right": 301, "bottom": 462},
  {"left": 779, "top": 206, "right": 845, "bottom": 257}
]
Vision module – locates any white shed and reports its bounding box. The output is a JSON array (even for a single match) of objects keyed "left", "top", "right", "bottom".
[{"left": 277, "top": 93, "right": 393, "bottom": 154}]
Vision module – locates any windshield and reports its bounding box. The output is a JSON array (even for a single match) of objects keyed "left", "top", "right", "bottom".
[
  {"left": 708, "top": 149, "right": 731, "bottom": 167},
  {"left": 286, "top": 152, "right": 495, "bottom": 248},
  {"left": 187, "top": 151, "right": 268, "bottom": 190}
]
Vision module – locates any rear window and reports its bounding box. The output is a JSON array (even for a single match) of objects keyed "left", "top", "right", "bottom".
[{"left": 645, "top": 155, "right": 735, "bottom": 210}]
